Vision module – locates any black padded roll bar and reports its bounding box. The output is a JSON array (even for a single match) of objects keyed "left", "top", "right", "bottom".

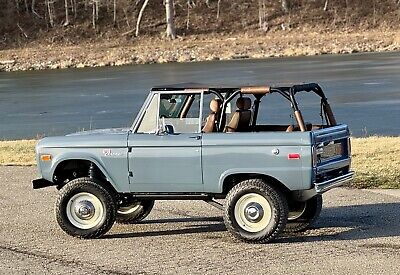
[{"left": 270, "top": 83, "right": 337, "bottom": 129}]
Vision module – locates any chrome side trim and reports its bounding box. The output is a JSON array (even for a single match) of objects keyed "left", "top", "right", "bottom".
[{"left": 315, "top": 171, "right": 355, "bottom": 193}]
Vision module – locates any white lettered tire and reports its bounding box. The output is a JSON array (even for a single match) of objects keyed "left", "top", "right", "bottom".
[{"left": 224, "top": 179, "right": 288, "bottom": 243}]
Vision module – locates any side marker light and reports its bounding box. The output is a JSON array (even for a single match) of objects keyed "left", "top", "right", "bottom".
[
  {"left": 288, "top": 153, "right": 301, "bottom": 160},
  {"left": 40, "top": 154, "right": 52, "bottom": 161}
]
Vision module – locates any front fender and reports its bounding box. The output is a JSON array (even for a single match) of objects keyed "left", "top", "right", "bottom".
[{"left": 41, "top": 151, "right": 123, "bottom": 192}]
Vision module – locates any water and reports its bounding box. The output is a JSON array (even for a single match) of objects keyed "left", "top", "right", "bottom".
[{"left": 0, "top": 52, "right": 399, "bottom": 139}]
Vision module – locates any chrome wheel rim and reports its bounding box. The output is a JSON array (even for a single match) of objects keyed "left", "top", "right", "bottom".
[
  {"left": 234, "top": 193, "right": 272, "bottom": 233},
  {"left": 66, "top": 192, "right": 105, "bottom": 229},
  {"left": 117, "top": 203, "right": 141, "bottom": 215},
  {"left": 288, "top": 201, "right": 307, "bottom": 221}
]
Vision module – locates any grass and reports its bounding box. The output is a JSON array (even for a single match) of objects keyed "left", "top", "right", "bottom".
[
  {"left": 0, "top": 137, "right": 399, "bottom": 189},
  {"left": 350, "top": 137, "right": 400, "bottom": 189},
  {"left": 0, "top": 140, "right": 36, "bottom": 166}
]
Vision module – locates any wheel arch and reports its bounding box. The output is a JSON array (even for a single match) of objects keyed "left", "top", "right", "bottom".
[
  {"left": 52, "top": 157, "right": 118, "bottom": 192},
  {"left": 220, "top": 172, "right": 291, "bottom": 195}
]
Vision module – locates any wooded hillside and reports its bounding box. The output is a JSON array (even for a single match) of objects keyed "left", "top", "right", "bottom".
[{"left": 2, "top": 0, "right": 400, "bottom": 49}]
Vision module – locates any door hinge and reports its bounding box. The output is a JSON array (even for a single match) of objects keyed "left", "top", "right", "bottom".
[
  {"left": 128, "top": 147, "right": 132, "bottom": 153},
  {"left": 129, "top": 171, "right": 133, "bottom": 177}
]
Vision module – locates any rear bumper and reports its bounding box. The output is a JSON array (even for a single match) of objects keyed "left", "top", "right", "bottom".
[
  {"left": 32, "top": 178, "right": 56, "bottom": 189},
  {"left": 314, "top": 171, "right": 355, "bottom": 193}
]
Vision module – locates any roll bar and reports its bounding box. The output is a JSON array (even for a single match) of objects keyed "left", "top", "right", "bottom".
[
  {"left": 267, "top": 83, "right": 337, "bottom": 131},
  {"left": 221, "top": 83, "right": 337, "bottom": 132}
]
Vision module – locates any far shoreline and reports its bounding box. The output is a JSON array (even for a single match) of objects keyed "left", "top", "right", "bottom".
[
  {"left": 1, "top": 29, "right": 399, "bottom": 72},
  {"left": 2, "top": 49, "right": 399, "bottom": 75}
]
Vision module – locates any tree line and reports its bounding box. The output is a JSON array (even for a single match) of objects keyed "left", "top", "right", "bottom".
[{"left": 4, "top": 0, "right": 400, "bottom": 40}]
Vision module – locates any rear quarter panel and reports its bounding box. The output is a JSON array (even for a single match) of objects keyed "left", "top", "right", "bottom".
[{"left": 201, "top": 132, "right": 313, "bottom": 193}]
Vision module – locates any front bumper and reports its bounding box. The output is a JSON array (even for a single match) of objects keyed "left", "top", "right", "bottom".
[
  {"left": 32, "top": 178, "right": 56, "bottom": 189},
  {"left": 314, "top": 171, "right": 355, "bottom": 193}
]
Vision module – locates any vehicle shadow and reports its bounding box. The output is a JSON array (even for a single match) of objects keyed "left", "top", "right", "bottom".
[
  {"left": 279, "top": 202, "right": 400, "bottom": 243},
  {"left": 139, "top": 216, "right": 223, "bottom": 224},
  {"left": 104, "top": 203, "right": 400, "bottom": 242},
  {"left": 104, "top": 222, "right": 226, "bottom": 239}
]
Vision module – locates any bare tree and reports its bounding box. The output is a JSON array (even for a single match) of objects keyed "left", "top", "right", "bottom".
[
  {"left": 123, "top": 7, "right": 130, "bottom": 27},
  {"left": 24, "top": 0, "right": 29, "bottom": 14},
  {"left": 344, "top": 0, "right": 348, "bottom": 27},
  {"left": 217, "top": 0, "right": 222, "bottom": 19},
  {"left": 186, "top": 0, "right": 196, "bottom": 29},
  {"left": 281, "top": 0, "right": 290, "bottom": 13},
  {"left": 15, "top": 0, "right": 19, "bottom": 14},
  {"left": 31, "top": 0, "right": 43, "bottom": 18},
  {"left": 165, "top": 0, "right": 176, "bottom": 39},
  {"left": 96, "top": 0, "right": 99, "bottom": 21},
  {"left": 135, "top": 0, "right": 150, "bottom": 36},
  {"left": 258, "top": 0, "right": 267, "bottom": 30},
  {"left": 323, "top": 0, "right": 329, "bottom": 11},
  {"left": 71, "top": 0, "right": 77, "bottom": 19},
  {"left": 113, "top": 0, "right": 117, "bottom": 25},
  {"left": 46, "top": 0, "right": 55, "bottom": 27},
  {"left": 17, "top": 23, "right": 29, "bottom": 38},
  {"left": 186, "top": 0, "right": 191, "bottom": 29},
  {"left": 64, "top": 0, "right": 70, "bottom": 26},
  {"left": 92, "top": 0, "right": 98, "bottom": 29}
]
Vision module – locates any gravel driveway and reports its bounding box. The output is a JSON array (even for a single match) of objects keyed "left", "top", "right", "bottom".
[{"left": 0, "top": 166, "right": 399, "bottom": 274}]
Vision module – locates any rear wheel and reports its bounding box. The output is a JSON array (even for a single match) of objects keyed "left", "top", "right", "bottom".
[
  {"left": 285, "top": 195, "right": 323, "bottom": 233},
  {"left": 55, "top": 177, "right": 116, "bottom": 238},
  {"left": 224, "top": 179, "right": 288, "bottom": 243},
  {"left": 116, "top": 200, "right": 155, "bottom": 224}
]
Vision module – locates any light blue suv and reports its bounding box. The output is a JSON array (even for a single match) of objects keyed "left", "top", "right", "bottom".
[{"left": 33, "top": 83, "right": 354, "bottom": 243}]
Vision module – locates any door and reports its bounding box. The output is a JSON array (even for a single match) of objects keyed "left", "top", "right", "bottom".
[{"left": 128, "top": 91, "right": 203, "bottom": 192}]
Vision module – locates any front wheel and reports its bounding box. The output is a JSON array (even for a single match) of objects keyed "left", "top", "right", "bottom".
[
  {"left": 55, "top": 177, "right": 116, "bottom": 238},
  {"left": 284, "top": 195, "right": 323, "bottom": 233},
  {"left": 116, "top": 200, "right": 155, "bottom": 224},
  {"left": 224, "top": 179, "right": 288, "bottom": 243}
]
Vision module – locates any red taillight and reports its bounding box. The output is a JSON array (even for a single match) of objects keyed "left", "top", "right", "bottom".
[{"left": 288, "top": 153, "right": 301, "bottom": 160}]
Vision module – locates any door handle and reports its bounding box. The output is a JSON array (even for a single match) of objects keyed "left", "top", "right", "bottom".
[{"left": 189, "top": 135, "right": 201, "bottom": 140}]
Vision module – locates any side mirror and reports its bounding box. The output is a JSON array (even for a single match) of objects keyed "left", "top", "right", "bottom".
[
  {"left": 164, "top": 124, "right": 175, "bottom": 135},
  {"left": 157, "top": 117, "right": 175, "bottom": 135}
]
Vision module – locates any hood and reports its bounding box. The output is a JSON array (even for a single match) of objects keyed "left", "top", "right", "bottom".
[{"left": 37, "top": 128, "right": 129, "bottom": 148}]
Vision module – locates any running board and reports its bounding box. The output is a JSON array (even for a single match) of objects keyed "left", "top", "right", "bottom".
[{"left": 132, "top": 193, "right": 211, "bottom": 200}]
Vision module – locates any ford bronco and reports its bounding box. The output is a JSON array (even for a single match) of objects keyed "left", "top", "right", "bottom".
[{"left": 33, "top": 83, "right": 354, "bottom": 243}]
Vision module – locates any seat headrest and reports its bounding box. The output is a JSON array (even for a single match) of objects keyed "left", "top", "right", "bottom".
[
  {"left": 210, "top": 99, "right": 221, "bottom": 113},
  {"left": 236, "top": 97, "right": 251, "bottom": 110}
]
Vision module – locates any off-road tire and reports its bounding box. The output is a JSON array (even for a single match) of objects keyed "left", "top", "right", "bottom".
[
  {"left": 55, "top": 177, "right": 116, "bottom": 238},
  {"left": 224, "top": 179, "right": 288, "bottom": 243},
  {"left": 285, "top": 195, "right": 323, "bottom": 233},
  {"left": 116, "top": 200, "right": 155, "bottom": 224}
]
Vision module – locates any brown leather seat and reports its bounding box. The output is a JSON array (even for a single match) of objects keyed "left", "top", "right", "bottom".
[
  {"left": 202, "top": 99, "right": 221, "bottom": 133},
  {"left": 286, "top": 123, "right": 313, "bottom": 132},
  {"left": 225, "top": 97, "right": 252, "bottom": 132}
]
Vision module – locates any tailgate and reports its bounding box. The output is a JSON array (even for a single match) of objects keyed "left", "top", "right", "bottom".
[{"left": 312, "top": 124, "right": 353, "bottom": 192}]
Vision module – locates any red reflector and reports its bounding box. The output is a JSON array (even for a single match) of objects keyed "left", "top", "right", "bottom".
[{"left": 288, "top": 153, "right": 301, "bottom": 160}]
